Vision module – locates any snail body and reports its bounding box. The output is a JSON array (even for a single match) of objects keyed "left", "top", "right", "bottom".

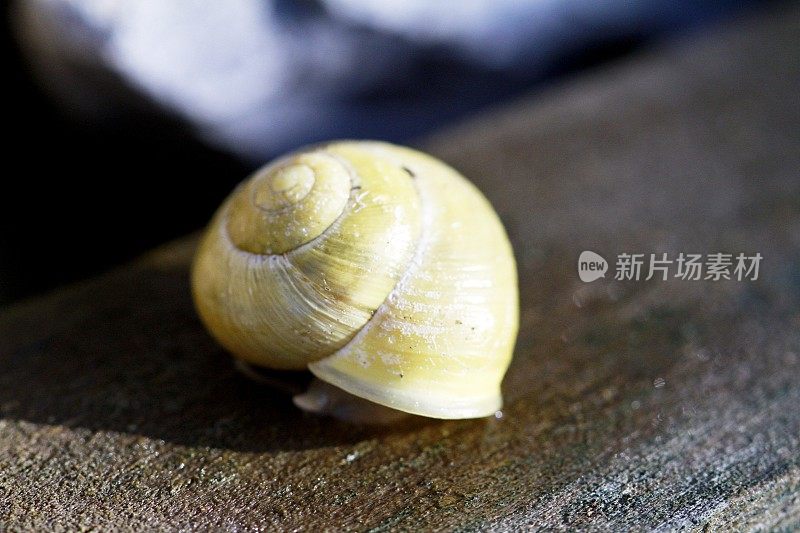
[{"left": 192, "top": 141, "right": 518, "bottom": 419}]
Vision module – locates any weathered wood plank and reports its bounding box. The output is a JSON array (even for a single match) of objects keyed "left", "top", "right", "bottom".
[{"left": 1, "top": 5, "right": 799, "bottom": 531}]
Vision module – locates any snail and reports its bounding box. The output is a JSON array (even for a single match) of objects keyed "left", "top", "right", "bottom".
[{"left": 191, "top": 141, "right": 518, "bottom": 420}]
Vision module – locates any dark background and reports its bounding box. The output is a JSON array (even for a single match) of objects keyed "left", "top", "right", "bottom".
[{"left": 0, "top": 0, "right": 777, "bottom": 305}]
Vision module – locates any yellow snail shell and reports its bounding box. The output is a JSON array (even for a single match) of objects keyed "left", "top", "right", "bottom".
[{"left": 192, "top": 141, "right": 518, "bottom": 419}]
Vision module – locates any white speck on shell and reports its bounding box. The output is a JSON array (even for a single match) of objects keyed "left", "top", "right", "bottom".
[{"left": 380, "top": 352, "right": 401, "bottom": 365}]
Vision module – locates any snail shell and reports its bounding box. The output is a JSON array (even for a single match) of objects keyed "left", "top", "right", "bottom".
[{"left": 192, "top": 141, "right": 518, "bottom": 419}]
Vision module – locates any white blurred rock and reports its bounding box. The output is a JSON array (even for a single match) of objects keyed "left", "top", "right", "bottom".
[{"left": 14, "top": 0, "right": 747, "bottom": 160}]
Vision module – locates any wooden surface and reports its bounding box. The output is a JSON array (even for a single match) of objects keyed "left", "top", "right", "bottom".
[{"left": 2, "top": 5, "right": 799, "bottom": 531}]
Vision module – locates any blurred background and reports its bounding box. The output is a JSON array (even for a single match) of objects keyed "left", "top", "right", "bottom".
[{"left": 1, "top": 0, "right": 779, "bottom": 305}]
